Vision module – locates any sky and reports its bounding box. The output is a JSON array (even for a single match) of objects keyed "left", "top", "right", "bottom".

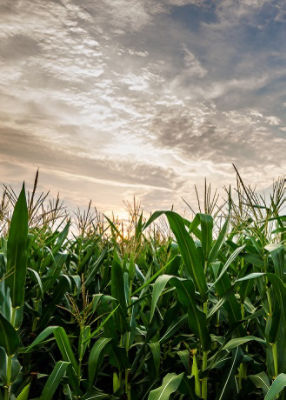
[{"left": 0, "top": 0, "right": 285, "bottom": 217}]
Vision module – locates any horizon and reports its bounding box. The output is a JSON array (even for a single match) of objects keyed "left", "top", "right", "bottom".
[
  {"left": 0, "top": 0, "right": 285, "bottom": 217},
  {"left": 1, "top": 169, "right": 284, "bottom": 225}
]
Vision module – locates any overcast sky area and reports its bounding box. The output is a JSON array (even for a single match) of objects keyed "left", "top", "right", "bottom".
[{"left": 0, "top": 0, "right": 285, "bottom": 216}]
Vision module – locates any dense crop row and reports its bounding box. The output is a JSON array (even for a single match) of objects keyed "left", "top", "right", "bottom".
[{"left": 0, "top": 174, "right": 285, "bottom": 399}]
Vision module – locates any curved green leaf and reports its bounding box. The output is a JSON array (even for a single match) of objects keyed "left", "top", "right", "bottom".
[
  {"left": 150, "top": 274, "right": 173, "bottom": 322},
  {"left": 216, "top": 348, "right": 242, "bottom": 400},
  {"left": 85, "top": 249, "right": 107, "bottom": 287},
  {"left": 144, "top": 211, "right": 207, "bottom": 297},
  {"left": 165, "top": 212, "right": 207, "bottom": 297},
  {"left": 265, "top": 373, "right": 286, "bottom": 400},
  {"left": 28, "top": 267, "right": 43, "bottom": 297},
  {"left": 0, "top": 312, "right": 20, "bottom": 355},
  {"left": 171, "top": 278, "right": 211, "bottom": 350},
  {"left": 132, "top": 256, "right": 180, "bottom": 297},
  {"left": 148, "top": 372, "right": 184, "bottom": 400},
  {"left": 16, "top": 383, "right": 30, "bottom": 400},
  {"left": 88, "top": 337, "right": 112, "bottom": 388},
  {"left": 222, "top": 336, "right": 265, "bottom": 351},
  {"left": 40, "top": 361, "right": 70, "bottom": 400},
  {"left": 208, "top": 217, "right": 229, "bottom": 264},
  {"left": 24, "top": 325, "right": 59, "bottom": 353},
  {"left": 53, "top": 327, "right": 79, "bottom": 375},
  {"left": 212, "top": 245, "right": 245, "bottom": 287},
  {"left": 249, "top": 372, "right": 270, "bottom": 396}
]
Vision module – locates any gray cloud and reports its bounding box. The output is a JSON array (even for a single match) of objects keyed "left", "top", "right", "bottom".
[
  {"left": 151, "top": 103, "right": 285, "bottom": 167},
  {"left": 0, "top": 127, "right": 179, "bottom": 192},
  {"left": 0, "top": 34, "right": 41, "bottom": 61},
  {"left": 0, "top": 0, "right": 285, "bottom": 213}
]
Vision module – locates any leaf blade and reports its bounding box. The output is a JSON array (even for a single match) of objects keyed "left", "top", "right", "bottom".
[{"left": 6, "top": 185, "right": 29, "bottom": 307}]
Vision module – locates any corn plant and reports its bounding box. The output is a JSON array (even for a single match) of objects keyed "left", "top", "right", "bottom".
[{"left": 0, "top": 174, "right": 285, "bottom": 399}]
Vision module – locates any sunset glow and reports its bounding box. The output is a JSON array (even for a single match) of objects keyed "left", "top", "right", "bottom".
[{"left": 0, "top": 0, "right": 285, "bottom": 213}]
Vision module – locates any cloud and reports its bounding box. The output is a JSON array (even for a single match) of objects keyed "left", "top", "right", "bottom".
[
  {"left": 183, "top": 47, "right": 207, "bottom": 78},
  {"left": 0, "top": 126, "right": 180, "bottom": 192},
  {"left": 150, "top": 101, "right": 285, "bottom": 174},
  {"left": 167, "top": 0, "right": 206, "bottom": 5},
  {"left": 0, "top": 0, "right": 284, "bottom": 213},
  {"left": 207, "top": 0, "right": 273, "bottom": 29},
  {"left": 0, "top": 34, "right": 41, "bottom": 61}
]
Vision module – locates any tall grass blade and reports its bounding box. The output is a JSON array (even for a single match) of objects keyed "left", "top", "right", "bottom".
[
  {"left": 0, "top": 312, "right": 20, "bottom": 355},
  {"left": 145, "top": 211, "right": 207, "bottom": 297},
  {"left": 88, "top": 337, "right": 112, "bottom": 388},
  {"left": 40, "top": 361, "right": 70, "bottom": 400},
  {"left": 216, "top": 348, "right": 242, "bottom": 400},
  {"left": 6, "top": 185, "right": 28, "bottom": 307}
]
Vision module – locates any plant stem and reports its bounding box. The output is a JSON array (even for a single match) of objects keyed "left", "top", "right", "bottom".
[
  {"left": 265, "top": 273, "right": 279, "bottom": 378},
  {"left": 10, "top": 307, "right": 17, "bottom": 326},
  {"left": 263, "top": 254, "right": 279, "bottom": 379},
  {"left": 202, "top": 351, "right": 208, "bottom": 400},
  {"left": 125, "top": 369, "right": 131, "bottom": 400},
  {"left": 202, "top": 301, "right": 208, "bottom": 400},
  {"left": 272, "top": 342, "right": 278, "bottom": 378},
  {"left": 4, "top": 307, "right": 17, "bottom": 400},
  {"left": 191, "top": 349, "right": 201, "bottom": 398},
  {"left": 4, "top": 355, "right": 12, "bottom": 400},
  {"left": 238, "top": 362, "right": 247, "bottom": 391}
]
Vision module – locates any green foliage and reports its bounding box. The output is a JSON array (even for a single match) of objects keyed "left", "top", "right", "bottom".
[
  {"left": 6, "top": 184, "right": 28, "bottom": 308},
  {"left": 148, "top": 372, "right": 184, "bottom": 400},
  {"left": 0, "top": 175, "right": 285, "bottom": 399},
  {"left": 265, "top": 374, "right": 286, "bottom": 400},
  {"left": 39, "top": 361, "right": 70, "bottom": 400},
  {"left": 0, "top": 312, "right": 20, "bottom": 355}
]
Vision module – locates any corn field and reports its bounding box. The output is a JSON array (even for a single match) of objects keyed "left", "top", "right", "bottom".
[{"left": 0, "top": 171, "right": 285, "bottom": 400}]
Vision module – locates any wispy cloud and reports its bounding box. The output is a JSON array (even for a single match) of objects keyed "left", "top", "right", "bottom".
[{"left": 0, "top": 0, "right": 284, "bottom": 213}]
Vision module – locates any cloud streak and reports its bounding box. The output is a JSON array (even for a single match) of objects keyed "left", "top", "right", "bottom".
[{"left": 0, "top": 0, "right": 285, "bottom": 213}]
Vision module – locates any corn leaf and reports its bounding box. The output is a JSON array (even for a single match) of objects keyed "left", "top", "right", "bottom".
[
  {"left": 148, "top": 372, "right": 184, "bottom": 400},
  {"left": 249, "top": 372, "right": 270, "bottom": 395},
  {"left": 197, "top": 213, "right": 213, "bottom": 261},
  {"left": 0, "top": 312, "right": 20, "bottom": 355},
  {"left": 53, "top": 327, "right": 79, "bottom": 375},
  {"left": 150, "top": 274, "right": 173, "bottom": 322},
  {"left": 171, "top": 278, "right": 211, "bottom": 350},
  {"left": 88, "top": 337, "right": 112, "bottom": 388},
  {"left": 6, "top": 185, "right": 28, "bottom": 308},
  {"left": 222, "top": 336, "right": 265, "bottom": 351},
  {"left": 40, "top": 361, "right": 70, "bottom": 400},
  {"left": 265, "top": 373, "right": 286, "bottom": 400},
  {"left": 216, "top": 348, "right": 242, "bottom": 400},
  {"left": 16, "top": 383, "right": 30, "bottom": 400},
  {"left": 145, "top": 211, "right": 207, "bottom": 298},
  {"left": 149, "top": 341, "right": 160, "bottom": 377},
  {"left": 208, "top": 217, "right": 229, "bottom": 264}
]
